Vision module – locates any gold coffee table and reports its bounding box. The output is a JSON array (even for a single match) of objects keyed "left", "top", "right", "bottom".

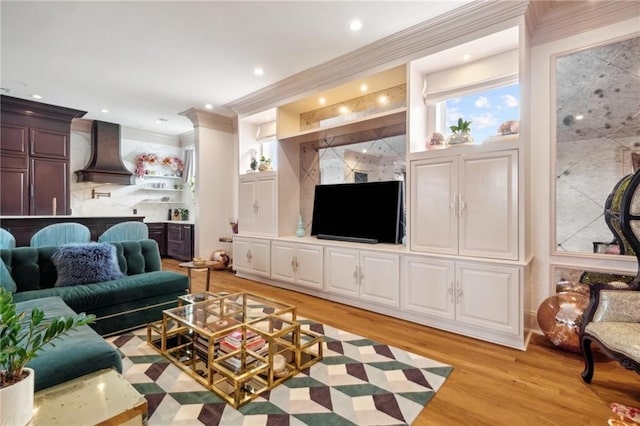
[{"left": 147, "top": 292, "right": 322, "bottom": 408}]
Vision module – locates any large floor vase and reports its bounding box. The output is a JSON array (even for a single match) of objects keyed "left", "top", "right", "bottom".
[{"left": 0, "top": 368, "right": 34, "bottom": 426}]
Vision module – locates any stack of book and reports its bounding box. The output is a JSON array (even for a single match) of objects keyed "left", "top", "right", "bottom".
[
  {"left": 217, "top": 329, "right": 268, "bottom": 372},
  {"left": 194, "top": 318, "right": 241, "bottom": 366}
]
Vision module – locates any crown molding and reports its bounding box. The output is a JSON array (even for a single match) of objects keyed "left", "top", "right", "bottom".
[
  {"left": 180, "top": 108, "right": 236, "bottom": 134},
  {"left": 527, "top": 1, "right": 640, "bottom": 46},
  {"left": 225, "top": 0, "right": 529, "bottom": 117}
]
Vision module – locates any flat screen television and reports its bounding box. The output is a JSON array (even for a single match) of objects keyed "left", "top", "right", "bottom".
[{"left": 311, "top": 180, "right": 404, "bottom": 244}]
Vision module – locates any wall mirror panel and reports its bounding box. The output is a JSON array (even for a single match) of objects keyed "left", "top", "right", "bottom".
[
  {"left": 554, "top": 34, "right": 640, "bottom": 255},
  {"left": 299, "top": 131, "right": 406, "bottom": 233}
]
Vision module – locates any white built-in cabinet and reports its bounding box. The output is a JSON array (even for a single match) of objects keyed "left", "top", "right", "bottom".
[
  {"left": 401, "top": 256, "right": 520, "bottom": 337},
  {"left": 238, "top": 172, "right": 277, "bottom": 236},
  {"left": 233, "top": 237, "right": 271, "bottom": 277},
  {"left": 271, "top": 241, "right": 323, "bottom": 289},
  {"left": 410, "top": 149, "right": 518, "bottom": 260},
  {"left": 324, "top": 247, "right": 400, "bottom": 308}
]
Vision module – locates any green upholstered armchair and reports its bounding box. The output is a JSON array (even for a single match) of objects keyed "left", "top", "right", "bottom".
[
  {"left": 97, "top": 221, "right": 149, "bottom": 242},
  {"left": 30, "top": 223, "right": 91, "bottom": 247},
  {"left": 0, "top": 228, "right": 16, "bottom": 249}
]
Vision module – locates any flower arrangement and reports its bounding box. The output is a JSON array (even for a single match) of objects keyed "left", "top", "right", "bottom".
[
  {"left": 135, "top": 153, "right": 158, "bottom": 177},
  {"left": 135, "top": 153, "right": 184, "bottom": 177}
]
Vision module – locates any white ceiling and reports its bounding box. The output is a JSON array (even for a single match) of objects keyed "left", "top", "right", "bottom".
[{"left": 1, "top": 1, "right": 478, "bottom": 136}]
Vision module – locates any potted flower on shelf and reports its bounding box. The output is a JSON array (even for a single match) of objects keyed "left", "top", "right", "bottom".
[
  {"left": 258, "top": 156, "right": 272, "bottom": 172},
  {"left": 174, "top": 208, "right": 189, "bottom": 221},
  {"left": 0, "top": 288, "right": 95, "bottom": 426},
  {"left": 447, "top": 118, "right": 474, "bottom": 145}
]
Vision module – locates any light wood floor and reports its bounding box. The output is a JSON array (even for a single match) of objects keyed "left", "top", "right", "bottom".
[{"left": 163, "top": 259, "right": 639, "bottom": 426}]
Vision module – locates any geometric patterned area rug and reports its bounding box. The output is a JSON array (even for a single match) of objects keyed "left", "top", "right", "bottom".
[{"left": 107, "top": 319, "right": 452, "bottom": 425}]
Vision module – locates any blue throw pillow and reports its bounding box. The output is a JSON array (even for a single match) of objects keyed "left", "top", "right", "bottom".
[
  {"left": 52, "top": 243, "right": 123, "bottom": 287},
  {"left": 0, "top": 258, "right": 17, "bottom": 293}
]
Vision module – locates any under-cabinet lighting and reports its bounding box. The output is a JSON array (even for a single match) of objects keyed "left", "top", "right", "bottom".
[
  {"left": 378, "top": 95, "right": 388, "bottom": 105},
  {"left": 339, "top": 106, "right": 349, "bottom": 114}
]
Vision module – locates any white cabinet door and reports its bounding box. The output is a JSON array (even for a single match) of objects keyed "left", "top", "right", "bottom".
[
  {"left": 410, "top": 157, "right": 458, "bottom": 255},
  {"left": 249, "top": 239, "right": 271, "bottom": 277},
  {"left": 233, "top": 237, "right": 270, "bottom": 277},
  {"left": 238, "top": 179, "right": 256, "bottom": 234},
  {"left": 233, "top": 237, "right": 251, "bottom": 273},
  {"left": 238, "top": 173, "right": 277, "bottom": 236},
  {"left": 401, "top": 256, "right": 455, "bottom": 320},
  {"left": 271, "top": 241, "right": 296, "bottom": 283},
  {"left": 295, "top": 244, "right": 324, "bottom": 289},
  {"left": 410, "top": 149, "right": 518, "bottom": 261},
  {"left": 359, "top": 251, "right": 400, "bottom": 307},
  {"left": 324, "top": 247, "right": 359, "bottom": 297},
  {"left": 455, "top": 262, "right": 520, "bottom": 335},
  {"left": 255, "top": 177, "right": 277, "bottom": 235},
  {"left": 458, "top": 150, "right": 518, "bottom": 260}
]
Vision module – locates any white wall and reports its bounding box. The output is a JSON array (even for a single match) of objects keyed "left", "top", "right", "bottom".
[
  {"left": 194, "top": 126, "right": 235, "bottom": 259},
  {"left": 528, "top": 17, "right": 640, "bottom": 327},
  {"left": 70, "top": 120, "right": 190, "bottom": 221}
]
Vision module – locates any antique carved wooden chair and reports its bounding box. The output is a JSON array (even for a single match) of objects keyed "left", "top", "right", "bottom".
[{"left": 579, "top": 170, "right": 640, "bottom": 383}]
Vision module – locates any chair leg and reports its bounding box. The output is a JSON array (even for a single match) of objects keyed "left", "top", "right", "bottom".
[{"left": 580, "top": 336, "right": 595, "bottom": 383}]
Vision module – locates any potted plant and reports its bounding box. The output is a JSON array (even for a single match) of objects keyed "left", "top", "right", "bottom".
[
  {"left": 258, "top": 156, "right": 272, "bottom": 172},
  {"left": 0, "top": 288, "right": 95, "bottom": 425},
  {"left": 447, "top": 118, "right": 474, "bottom": 145}
]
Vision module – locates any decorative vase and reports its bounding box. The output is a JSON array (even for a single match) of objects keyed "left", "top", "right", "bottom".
[
  {"left": 250, "top": 158, "right": 258, "bottom": 171},
  {"left": 536, "top": 292, "right": 589, "bottom": 353},
  {"left": 447, "top": 132, "right": 473, "bottom": 145},
  {"left": 0, "top": 367, "right": 35, "bottom": 426},
  {"left": 296, "top": 215, "right": 305, "bottom": 237}
]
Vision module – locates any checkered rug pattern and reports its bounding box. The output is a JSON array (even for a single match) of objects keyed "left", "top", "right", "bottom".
[{"left": 107, "top": 319, "right": 452, "bottom": 425}]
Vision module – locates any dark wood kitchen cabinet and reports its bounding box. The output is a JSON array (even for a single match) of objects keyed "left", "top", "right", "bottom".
[
  {"left": 147, "top": 222, "right": 167, "bottom": 257},
  {"left": 167, "top": 223, "right": 194, "bottom": 261},
  {"left": 0, "top": 95, "right": 86, "bottom": 215}
]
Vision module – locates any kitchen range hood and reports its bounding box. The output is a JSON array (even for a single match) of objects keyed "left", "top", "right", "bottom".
[{"left": 75, "top": 120, "right": 136, "bottom": 185}]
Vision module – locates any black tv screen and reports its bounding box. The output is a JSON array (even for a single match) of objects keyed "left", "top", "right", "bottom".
[{"left": 311, "top": 180, "right": 404, "bottom": 244}]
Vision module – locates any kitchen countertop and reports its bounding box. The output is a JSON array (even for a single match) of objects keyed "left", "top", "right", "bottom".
[{"left": 145, "top": 219, "right": 195, "bottom": 225}]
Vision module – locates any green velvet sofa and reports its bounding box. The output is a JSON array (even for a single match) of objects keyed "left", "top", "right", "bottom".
[
  {"left": 18, "top": 296, "right": 124, "bottom": 391},
  {"left": 1, "top": 239, "right": 189, "bottom": 336}
]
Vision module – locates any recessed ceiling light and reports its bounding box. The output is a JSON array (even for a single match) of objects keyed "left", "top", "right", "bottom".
[
  {"left": 362, "top": 149, "right": 367, "bottom": 153},
  {"left": 350, "top": 19, "right": 363, "bottom": 31},
  {"left": 462, "top": 53, "right": 471, "bottom": 61},
  {"left": 319, "top": 97, "right": 326, "bottom": 105},
  {"left": 31, "top": 94, "right": 42, "bottom": 99},
  {"left": 204, "top": 104, "right": 213, "bottom": 109},
  {"left": 254, "top": 67, "right": 264, "bottom": 76},
  {"left": 339, "top": 106, "right": 349, "bottom": 114},
  {"left": 99, "top": 108, "right": 109, "bottom": 113},
  {"left": 360, "top": 84, "right": 368, "bottom": 92},
  {"left": 575, "top": 114, "right": 584, "bottom": 120}
]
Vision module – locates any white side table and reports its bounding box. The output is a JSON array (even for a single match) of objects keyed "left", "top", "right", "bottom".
[{"left": 32, "top": 368, "right": 147, "bottom": 425}]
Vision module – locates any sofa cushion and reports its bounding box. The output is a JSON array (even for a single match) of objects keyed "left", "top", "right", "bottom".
[
  {"left": 0, "top": 258, "right": 17, "bottom": 293},
  {"left": 109, "top": 240, "right": 161, "bottom": 275},
  {"left": 0, "top": 246, "right": 57, "bottom": 291},
  {"left": 17, "top": 296, "right": 123, "bottom": 391},
  {"left": 52, "top": 243, "right": 123, "bottom": 287}
]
